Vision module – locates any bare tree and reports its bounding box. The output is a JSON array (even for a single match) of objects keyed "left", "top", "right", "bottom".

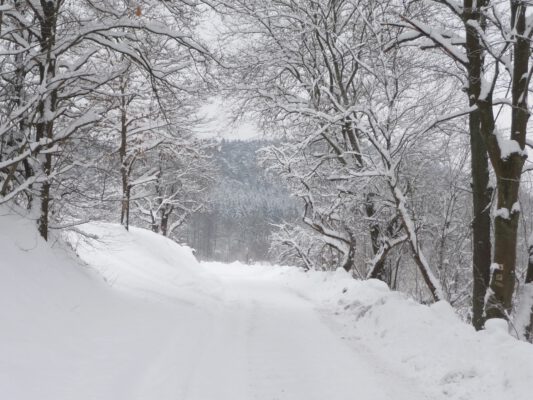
[
  {"left": 220, "top": 0, "right": 468, "bottom": 301},
  {"left": 0, "top": 0, "right": 211, "bottom": 239},
  {"left": 397, "top": 0, "right": 533, "bottom": 325}
]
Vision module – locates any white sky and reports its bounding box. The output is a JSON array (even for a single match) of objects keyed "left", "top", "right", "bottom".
[
  {"left": 194, "top": 9, "right": 262, "bottom": 141},
  {"left": 195, "top": 97, "right": 262, "bottom": 141}
]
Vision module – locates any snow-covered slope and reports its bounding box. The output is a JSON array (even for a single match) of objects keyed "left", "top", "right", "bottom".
[
  {"left": 66, "top": 221, "right": 220, "bottom": 302},
  {"left": 0, "top": 208, "right": 218, "bottom": 400},
  {"left": 2, "top": 207, "right": 533, "bottom": 400}
]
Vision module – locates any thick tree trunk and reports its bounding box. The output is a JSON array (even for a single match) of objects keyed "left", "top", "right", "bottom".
[
  {"left": 485, "top": 170, "right": 522, "bottom": 319},
  {"left": 466, "top": 58, "right": 492, "bottom": 329},
  {"left": 469, "top": 116, "right": 492, "bottom": 329},
  {"left": 481, "top": 4, "right": 529, "bottom": 320},
  {"left": 463, "top": 0, "right": 493, "bottom": 330}
]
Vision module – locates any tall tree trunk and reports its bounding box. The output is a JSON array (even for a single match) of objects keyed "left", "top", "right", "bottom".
[
  {"left": 119, "top": 82, "right": 129, "bottom": 230},
  {"left": 36, "top": 0, "right": 58, "bottom": 240},
  {"left": 469, "top": 110, "right": 492, "bottom": 329},
  {"left": 37, "top": 155, "right": 52, "bottom": 240},
  {"left": 403, "top": 0, "right": 529, "bottom": 321},
  {"left": 463, "top": 1, "right": 492, "bottom": 329},
  {"left": 481, "top": 4, "right": 529, "bottom": 320}
]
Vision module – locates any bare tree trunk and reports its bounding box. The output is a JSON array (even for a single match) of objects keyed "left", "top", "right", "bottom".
[
  {"left": 123, "top": 185, "right": 131, "bottom": 231},
  {"left": 463, "top": 1, "right": 493, "bottom": 329},
  {"left": 37, "top": 157, "right": 51, "bottom": 240},
  {"left": 150, "top": 210, "right": 159, "bottom": 233},
  {"left": 484, "top": 177, "right": 521, "bottom": 319},
  {"left": 481, "top": 4, "right": 529, "bottom": 320},
  {"left": 389, "top": 178, "right": 443, "bottom": 302},
  {"left": 36, "top": 0, "right": 58, "bottom": 240},
  {"left": 365, "top": 192, "right": 385, "bottom": 278},
  {"left": 469, "top": 113, "right": 492, "bottom": 329},
  {"left": 119, "top": 83, "right": 129, "bottom": 230},
  {"left": 160, "top": 208, "right": 170, "bottom": 236}
]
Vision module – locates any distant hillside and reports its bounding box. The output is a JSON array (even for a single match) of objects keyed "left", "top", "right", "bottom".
[{"left": 178, "top": 139, "right": 299, "bottom": 263}]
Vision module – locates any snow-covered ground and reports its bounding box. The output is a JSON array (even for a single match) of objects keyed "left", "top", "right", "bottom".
[{"left": 1, "top": 208, "right": 533, "bottom": 400}]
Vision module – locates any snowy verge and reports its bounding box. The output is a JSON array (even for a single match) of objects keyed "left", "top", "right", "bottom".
[
  {"left": 209, "top": 262, "right": 533, "bottom": 400},
  {"left": 66, "top": 221, "right": 222, "bottom": 303},
  {"left": 0, "top": 208, "right": 221, "bottom": 400}
]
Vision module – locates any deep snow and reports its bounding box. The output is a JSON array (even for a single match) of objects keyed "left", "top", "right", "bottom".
[{"left": 1, "top": 208, "right": 533, "bottom": 400}]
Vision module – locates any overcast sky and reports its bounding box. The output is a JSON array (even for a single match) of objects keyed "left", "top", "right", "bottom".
[
  {"left": 195, "top": 97, "right": 261, "bottom": 141},
  {"left": 193, "top": 8, "right": 262, "bottom": 141}
]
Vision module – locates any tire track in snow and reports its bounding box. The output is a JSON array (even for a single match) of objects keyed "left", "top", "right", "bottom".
[{"left": 200, "top": 263, "right": 437, "bottom": 400}]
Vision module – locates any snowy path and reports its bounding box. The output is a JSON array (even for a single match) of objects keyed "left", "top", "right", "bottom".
[
  {"left": 3, "top": 220, "right": 432, "bottom": 400},
  {"left": 171, "top": 262, "right": 436, "bottom": 400}
]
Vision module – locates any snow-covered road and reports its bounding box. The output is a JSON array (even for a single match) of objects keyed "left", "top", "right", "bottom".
[
  {"left": 172, "top": 262, "right": 435, "bottom": 400},
  {"left": 4, "top": 220, "right": 533, "bottom": 400}
]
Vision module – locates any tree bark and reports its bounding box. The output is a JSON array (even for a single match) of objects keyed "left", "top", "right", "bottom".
[
  {"left": 160, "top": 207, "right": 171, "bottom": 237},
  {"left": 481, "top": 3, "right": 529, "bottom": 320},
  {"left": 365, "top": 192, "right": 384, "bottom": 277},
  {"left": 522, "top": 244, "right": 533, "bottom": 341},
  {"left": 119, "top": 81, "right": 129, "bottom": 230},
  {"left": 36, "top": 0, "right": 58, "bottom": 240},
  {"left": 463, "top": 0, "right": 493, "bottom": 330}
]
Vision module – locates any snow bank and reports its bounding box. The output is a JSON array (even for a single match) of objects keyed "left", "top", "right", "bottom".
[
  {"left": 0, "top": 208, "right": 219, "bottom": 400},
  {"left": 266, "top": 265, "right": 533, "bottom": 400},
  {"left": 67, "top": 221, "right": 220, "bottom": 302}
]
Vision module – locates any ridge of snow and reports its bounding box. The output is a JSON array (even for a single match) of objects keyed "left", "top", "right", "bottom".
[{"left": 249, "top": 265, "right": 533, "bottom": 400}]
